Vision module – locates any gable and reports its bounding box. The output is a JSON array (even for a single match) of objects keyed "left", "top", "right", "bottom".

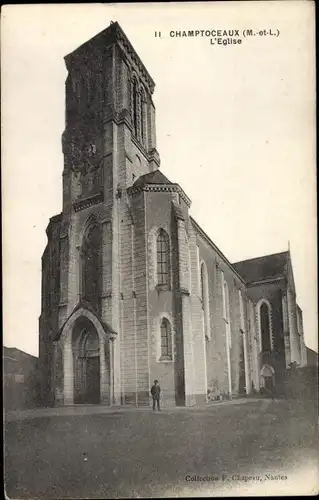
[
  {"left": 232, "top": 251, "right": 288, "bottom": 284},
  {"left": 286, "top": 251, "right": 296, "bottom": 294}
]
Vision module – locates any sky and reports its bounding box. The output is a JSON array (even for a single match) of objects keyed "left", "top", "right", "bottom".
[{"left": 2, "top": 2, "right": 317, "bottom": 356}]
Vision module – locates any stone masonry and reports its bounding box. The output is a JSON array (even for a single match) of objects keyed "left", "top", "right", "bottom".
[{"left": 39, "top": 21, "right": 307, "bottom": 408}]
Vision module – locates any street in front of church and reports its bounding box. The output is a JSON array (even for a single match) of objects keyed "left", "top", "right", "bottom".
[{"left": 5, "top": 398, "right": 318, "bottom": 498}]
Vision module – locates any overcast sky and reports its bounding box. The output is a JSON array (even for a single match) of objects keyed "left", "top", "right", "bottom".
[{"left": 2, "top": 2, "right": 316, "bottom": 356}]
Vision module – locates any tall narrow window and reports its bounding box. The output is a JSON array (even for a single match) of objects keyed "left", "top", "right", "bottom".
[
  {"left": 140, "top": 89, "right": 146, "bottom": 145},
  {"left": 160, "top": 318, "right": 172, "bottom": 360},
  {"left": 81, "top": 222, "right": 102, "bottom": 313},
  {"left": 188, "top": 247, "right": 192, "bottom": 293},
  {"left": 223, "top": 279, "right": 230, "bottom": 322},
  {"left": 196, "top": 245, "right": 200, "bottom": 296},
  {"left": 221, "top": 272, "right": 231, "bottom": 348},
  {"left": 200, "top": 264, "right": 205, "bottom": 307},
  {"left": 132, "top": 79, "right": 138, "bottom": 136},
  {"left": 239, "top": 289, "right": 245, "bottom": 332},
  {"left": 260, "top": 302, "right": 271, "bottom": 352},
  {"left": 157, "top": 229, "right": 170, "bottom": 288}
]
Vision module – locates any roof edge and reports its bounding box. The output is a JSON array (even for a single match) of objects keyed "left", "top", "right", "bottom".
[
  {"left": 190, "top": 216, "right": 246, "bottom": 285},
  {"left": 128, "top": 182, "right": 192, "bottom": 207},
  {"left": 64, "top": 21, "right": 155, "bottom": 91},
  {"left": 232, "top": 250, "right": 289, "bottom": 267}
]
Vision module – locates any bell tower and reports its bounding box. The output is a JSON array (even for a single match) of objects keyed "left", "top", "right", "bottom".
[
  {"left": 39, "top": 21, "right": 161, "bottom": 407},
  {"left": 58, "top": 22, "right": 161, "bottom": 404},
  {"left": 61, "top": 21, "right": 160, "bottom": 215},
  {"left": 57, "top": 21, "right": 161, "bottom": 324}
]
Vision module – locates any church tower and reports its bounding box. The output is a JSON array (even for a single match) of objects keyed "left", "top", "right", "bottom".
[
  {"left": 39, "top": 22, "right": 161, "bottom": 406},
  {"left": 39, "top": 22, "right": 307, "bottom": 409}
]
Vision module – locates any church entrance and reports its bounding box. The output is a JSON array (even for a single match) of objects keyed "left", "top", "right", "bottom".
[
  {"left": 264, "top": 375, "right": 273, "bottom": 392},
  {"left": 83, "top": 355, "right": 100, "bottom": 404},
  {"left": 72, "top": 317, "right": 101, "bottom": 404},
  {"left": 260, "top": 364, "right": 275, "bottom": 397}
]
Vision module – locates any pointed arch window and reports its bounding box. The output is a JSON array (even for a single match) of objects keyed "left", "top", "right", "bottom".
[
  {"left": 223, "top": 278, "right": 230, "bottom": 322},
  {"left": 140, "top": 88, "right": 146, "bottom": 146},
  {"left": 157, "top": 229, "right": 170, "bottom": 288},
  {"left": 221, "top": 271, "right": 232, "bottom": 348},
  {"left": 238, "top": 289, "right": 245, "bottom": 332},
  {"left": 160, "top": 318, "right": 172, "bottom": 360},
  {"left": 82, "top": 328, "right": 99, "bottom": 356},
  {"left": 200, "top": 264, "right": 205, "bottom": 307},
  {"left": 81, "top": 222, "right": 102, "bottom": 313},
  {"left": 188, "top": 246, "right": 192, "bottom": 293},
  {"left": 260, "top": 302, "right": 272, "bottom": 352},
  {"left": 132, "top": 78, "right": 138, "bottom": 137}
]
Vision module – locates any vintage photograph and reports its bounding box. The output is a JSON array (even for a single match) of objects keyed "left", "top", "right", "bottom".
[{"left": 2, "top": 2, "right": 317, "bottom": 498}]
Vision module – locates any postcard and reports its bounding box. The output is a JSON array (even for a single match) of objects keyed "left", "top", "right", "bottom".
[{"left": 2, "top": 2, "right": 317, "bottom": 498}]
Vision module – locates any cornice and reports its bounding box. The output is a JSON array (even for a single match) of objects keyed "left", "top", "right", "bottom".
[
  {"left": 247, "top": 276, "right": 285, "bottom": 287},
  {"left": 113, "top": 23, "right": 155, "bottom": 94},
  {"left": 128, "top": 183, "right": 191, "bottom": 207},
  {"left": 65, "top": 22, "right": 155, "bottom": 93},
  {"left": 73, "top": 192, "right": 104, "bottom": 212},
  {"left": 191, "top": 216, "right": 246, "bottom": 285}
]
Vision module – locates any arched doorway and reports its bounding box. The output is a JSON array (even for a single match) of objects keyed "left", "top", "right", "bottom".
[
  {"left": 72, "top": 317, "right": 101, "bottom": 404},
  {"left": 260, "top": 364, "right": 275, "bottom": 394}
]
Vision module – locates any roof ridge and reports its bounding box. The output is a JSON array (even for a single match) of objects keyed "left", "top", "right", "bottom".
[
  {"left": 232, "top": 250, "right": 288, "bottom": 265},
  {"left": 133, "top": 170, "right": 173, "bottom": 187}
]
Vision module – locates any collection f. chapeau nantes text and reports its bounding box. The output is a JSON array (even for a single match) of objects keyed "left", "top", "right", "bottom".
[{"left": 154, "top": 29, "right": 280, "bottom": 46}]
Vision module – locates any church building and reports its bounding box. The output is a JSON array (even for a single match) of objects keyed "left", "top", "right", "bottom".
[{"left": 39, "top": 22, "right": 307, "bottom": 407}]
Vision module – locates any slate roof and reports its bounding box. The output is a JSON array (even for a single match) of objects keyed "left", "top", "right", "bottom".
[
  {"left": 232, "top": 251, "right": 288, "bottom": 284},
  {"left": 3, "top": 347, "right": 38, "bottom": 375},
  {"left": 3, "top": 346, "right": 37, "bottom": 361},
  {"left": 133, "top": 170, "right": 173, "bottom": 188}
]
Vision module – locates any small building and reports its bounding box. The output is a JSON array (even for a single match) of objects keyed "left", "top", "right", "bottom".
[
  {"left": 3, "top": 347, "right": 39, "bottom": 410},
  {"left": 306, "top": 347, "right": 319, "bottom": 366}
]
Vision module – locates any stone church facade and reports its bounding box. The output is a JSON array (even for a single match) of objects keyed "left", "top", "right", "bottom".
[{"left": 39, "top": 22, "right": 307, "bottom": 407}]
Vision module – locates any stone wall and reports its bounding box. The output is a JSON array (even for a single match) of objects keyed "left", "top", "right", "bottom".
[
  {"left": 39, "top": 22, "right": 305, "bottom": 409},
  {"left": 194, "top": 223, "right": 249, "bottom": 399},
  {"left": 247, "top": 281, "right": 286, "bottom": 369}
]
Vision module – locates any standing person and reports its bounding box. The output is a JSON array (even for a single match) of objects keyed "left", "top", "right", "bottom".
[{"left": 150, "top": 380, "right": 161, "bottom": 411}]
